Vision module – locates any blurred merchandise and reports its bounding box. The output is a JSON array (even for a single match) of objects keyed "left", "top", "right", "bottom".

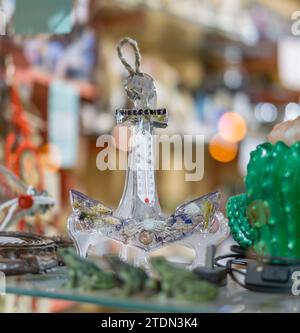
[
  {"left": 0, "top": 0, "right": 300, "bottom": 313},
  {"left": 0, "top": 231, "right": 72, "bottom": 275},
  {"left": 5, "top": 84, "right": 43, "bottom": 188},
  {"left": 278, "top": 36, "right": 300, "bottom": 91},
  {"left": 48, "top": 80, "right": 80, "bottom": 168},
  {"left": 60, "top": 248, "right": 219, "bottom": 301},
  {"left": 0, "top": 165, "right": 55, "bottom": 232},
  {"left": 13, "top": 0, "right": 72, "bottom": 35}
]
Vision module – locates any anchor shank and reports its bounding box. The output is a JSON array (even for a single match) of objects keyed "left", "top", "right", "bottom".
[{"left": 115, "top": 116, "right": 162, "bottom": 221}]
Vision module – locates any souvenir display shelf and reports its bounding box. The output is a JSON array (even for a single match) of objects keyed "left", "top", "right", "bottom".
[{"left": 4, "top": 267, "right": 300, "bottom": 313}]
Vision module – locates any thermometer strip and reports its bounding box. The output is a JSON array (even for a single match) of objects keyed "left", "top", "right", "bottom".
[{"left": 135, "top": 130, "right": 155, "bottom": 205}]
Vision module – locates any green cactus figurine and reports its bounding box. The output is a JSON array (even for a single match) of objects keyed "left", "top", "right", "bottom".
[{"left": 227, "top": 141, "right": 300, "bottom": 260}]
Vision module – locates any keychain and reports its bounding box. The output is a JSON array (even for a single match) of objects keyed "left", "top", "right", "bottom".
[{"left": 0, "top": 165, "right": 55, "bottom": 231}]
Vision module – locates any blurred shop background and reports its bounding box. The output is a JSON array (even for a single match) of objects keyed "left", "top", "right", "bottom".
[{"left": 1, "top": 0, "right": 300, "bottom": 311}]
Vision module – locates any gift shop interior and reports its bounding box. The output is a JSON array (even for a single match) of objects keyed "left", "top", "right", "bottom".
[{"left": 1, "top": 0, "right": 300, "bottom": 313}]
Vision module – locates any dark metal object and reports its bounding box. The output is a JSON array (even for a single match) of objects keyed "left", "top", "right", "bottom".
[
  {"left": 0, "top": 232, "right": 73, "bottom": 275},
  {"left": 245, "top": 261, "right": 299, "bottom": 294},
  {"left": 115, "top": 108, "right": 168, "bottom": 128},
  {"left": 193, "top": 245, "right": 227, "bottom": 287},
  {"left": 193, "top": 266, "right": 227, "bottom": 287},
  {"left": 48, "top": 235, "right": 74, "bottom": 248}
]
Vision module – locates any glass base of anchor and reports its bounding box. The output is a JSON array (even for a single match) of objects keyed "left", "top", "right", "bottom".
[{"left": 67, "top": 190, "right": 229, "bottom": 270}]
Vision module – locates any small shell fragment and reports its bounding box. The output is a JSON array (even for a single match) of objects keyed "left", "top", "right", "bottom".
[{"left": 139, "top": 230, "right": 154, "bottom": 245}]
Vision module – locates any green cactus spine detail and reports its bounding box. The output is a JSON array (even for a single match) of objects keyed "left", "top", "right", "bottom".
[
  {"left": 227, "top": 141, "right": 300, "bottom": 259},
  {"left": 227, "top": 194, "right": 254, "bottom": 248}
]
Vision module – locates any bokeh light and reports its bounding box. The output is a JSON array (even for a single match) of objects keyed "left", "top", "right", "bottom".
[
  {"left": 284, "top": 102, "right": 300, "bottom": 121},
  {"left": 209, "top": 134, "right": 238, "bottom": 163},
  {"left": 223, "top": 68, "right": 243, "bottom": 89},
  {"left": 218, "top": 112, "right": 247, "bottom": 142},
  {"left": 254, "top": 103, "right": 278, "bottom": 123}
]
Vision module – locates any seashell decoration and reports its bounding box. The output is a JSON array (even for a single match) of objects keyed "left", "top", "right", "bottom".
[{"left": 267, "top": 116, "right": 300, "bottom": 146}]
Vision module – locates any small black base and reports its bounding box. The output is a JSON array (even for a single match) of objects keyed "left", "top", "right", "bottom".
[
  {"left": 245, "top": 261, "right": 300, "bottom": 294},
  {"left": 193, "top": 266, "right": 227, "bottom": 286}
]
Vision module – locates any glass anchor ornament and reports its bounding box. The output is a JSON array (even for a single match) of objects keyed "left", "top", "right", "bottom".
[{"left": 67, "top": 38, "right": 229, "bottom": 269}]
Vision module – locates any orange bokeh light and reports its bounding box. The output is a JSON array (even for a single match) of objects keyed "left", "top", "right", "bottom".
[
  {"left": 209, "top": 134, "right": 238, "bottom": 163},
  {"left": 218, "top": 112, "right": 247, "bottom": 142}
]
